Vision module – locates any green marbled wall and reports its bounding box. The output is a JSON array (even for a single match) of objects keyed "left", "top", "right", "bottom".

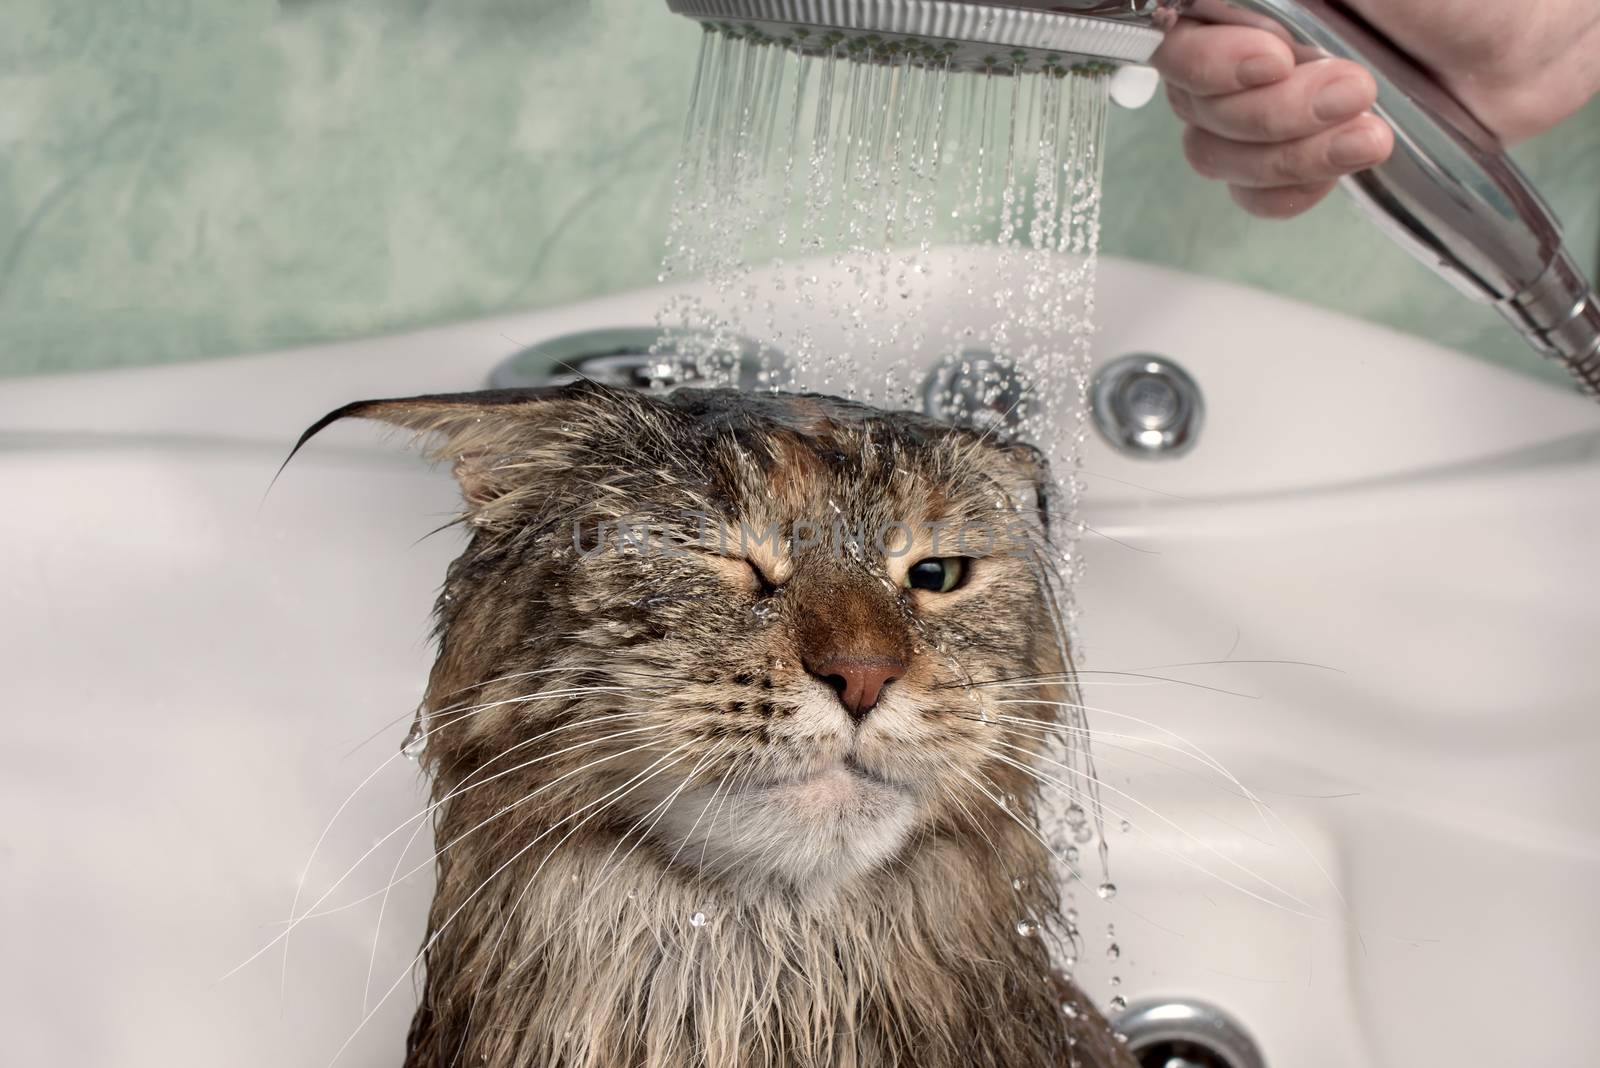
[{"left": 5, "top": 0, "right": 1597, "bottom": 383}]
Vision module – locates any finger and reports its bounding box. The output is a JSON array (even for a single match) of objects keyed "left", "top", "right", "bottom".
[
  {"left": 1168, "top": 58, "right": 1377, "bottom": 144},
  {"left": 1150, "top": 20, "right": 1295, "bottom": 96},
  {"left": 1182, "top": 114, "right": 1394, "bottom": 188},
  {"left": 1229, "top": 181, "right": 1339, "bottom": 219}
]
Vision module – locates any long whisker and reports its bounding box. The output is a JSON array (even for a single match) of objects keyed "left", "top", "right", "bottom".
[
  {"left": 342, "top": 666, "right": 672, "bottom": 753},
  {"left": 233, "top": 717, "right": 662, "bottom": 979},
  {"left": 985, "top": 700, "right": 1352, "bottom": 916},
  {"left": 974, "top": 706, "right": 1266, "bottom": 814},
  {"left": 456, "top": 747, "right": 723, "bottom": 1059},
  {"left": 958, "top": 697, "right": 1278, "bottom": 846},
  {"left": 960, "top": 703, "right": 1355, "bottom": 926},
  {"left": 287, "top": 689, "right": 610, "bottom": 995},
  {"left": 330, "top": 744, "right": 696, "bottom": 1068},
  {"left": 1007, "top": 521, "right": 1111, "bottom": 868},
  {"left": 287, "top": 683, "right": 661, "bottom": 982},
  {"left": 932, "top": 754, "right": 1014, "bottom": 874},
  {"left": 360, "top": 788, "right": 435, "bottom": 1014},
  {"left": 701, "top": 759, "right": 759, "bottom": 870},
  {"left": 663, "top": 755, "right": 735, "bottom": 873},
  {"left": 963, "top": 714, "right": 1287, "bottom": 846},
  {"left": 945, "top": 764, "right": 1111, "bottom": 913},
  {"left": 355, "top": 709, "right": 660, "bottom": 1012},
  {"left": 289, "top": 731, "right": 667, "bottom": 927},
  {"left": 988, "top": 698, "right": 1276, "bottom": 827},
  {"left": 941, "top": 670, "right": 1262, "bottom": 700},
  {"left": 984, "top": 743, "right": 1324, "bottom": 918},
  {"left": 985, "top": 741, "right": 1312, "bottom": 901}
]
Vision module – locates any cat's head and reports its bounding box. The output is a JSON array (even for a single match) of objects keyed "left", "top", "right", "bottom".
[{"left": 306, "top": 382, "right": 1070, "bottom": 896}]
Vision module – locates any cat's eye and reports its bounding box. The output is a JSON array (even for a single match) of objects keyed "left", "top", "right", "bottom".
[{"left": 904, "top": 557, "right": 970, "bottom": 594}]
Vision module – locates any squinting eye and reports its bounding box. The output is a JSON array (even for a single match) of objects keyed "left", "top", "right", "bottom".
[
  {"left": 746, "top": 559, "right": 778, "bottom": 595},
  {"left": 904, "top": 557, "right": 969, "bottom": 594}
]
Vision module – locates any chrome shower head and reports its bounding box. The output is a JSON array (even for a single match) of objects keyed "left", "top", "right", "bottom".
[
  {"left": 662, "top": 0, "right": 1600, "bottom": 395},
  {"left": 663, "top": 0, "right": 1177, "bottom": 72}
]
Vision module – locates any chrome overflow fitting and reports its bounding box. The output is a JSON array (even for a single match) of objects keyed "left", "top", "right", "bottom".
[{"left": 1090, "top": 353, "right": 1204, "bottom": 458}]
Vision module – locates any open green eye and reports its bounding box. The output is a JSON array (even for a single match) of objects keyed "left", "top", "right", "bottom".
[{"left": 904, "top": 557, "right": 969, "bottom": 594}]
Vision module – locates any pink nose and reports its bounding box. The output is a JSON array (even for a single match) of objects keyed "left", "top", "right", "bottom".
[{"left": 807, "top": 656, "right": 905, "bottom": 721}]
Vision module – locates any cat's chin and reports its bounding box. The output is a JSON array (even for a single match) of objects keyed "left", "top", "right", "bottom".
[{"left": 653, "top": 761, "right": 920, "bottom": 895}]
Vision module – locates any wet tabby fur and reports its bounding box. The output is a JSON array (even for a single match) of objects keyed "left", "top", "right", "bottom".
[{"left": 306, "top": 382, "right": 1132, "bottom": 1068}]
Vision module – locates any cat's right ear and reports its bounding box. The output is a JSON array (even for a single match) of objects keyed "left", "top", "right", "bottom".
[
  {"left": 992, "top": 440, "right": 1055, "bottom": 538},
  {"left": 283, "top": 385, "right": 586, "bottom": 522}
]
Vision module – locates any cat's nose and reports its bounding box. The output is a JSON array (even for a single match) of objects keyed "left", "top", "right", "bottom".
[{"left": 807, "top": 656, "right": 904, "bottom": 721}]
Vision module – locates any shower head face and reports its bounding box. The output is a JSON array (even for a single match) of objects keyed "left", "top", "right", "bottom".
[{"left": 665, "top": 0, "right": 1176, "bottom": 72}]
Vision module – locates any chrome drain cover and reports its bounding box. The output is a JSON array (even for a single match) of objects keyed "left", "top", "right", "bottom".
[{"left": 1113, "top": 999, "right": 1266, "bottom": 1068}]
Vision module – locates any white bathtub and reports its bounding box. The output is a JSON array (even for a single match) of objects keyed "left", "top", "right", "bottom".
[{"left": 4, "top": 253, "right": 1597, "bottom": 1067}]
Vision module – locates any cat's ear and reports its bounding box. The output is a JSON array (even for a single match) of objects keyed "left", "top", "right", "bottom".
[
  {"left": 285, "top": 386, "right": 584, "bottom": 519},
  {"left": 994, "top": 441, "right": 1055, "bottom": 537}
]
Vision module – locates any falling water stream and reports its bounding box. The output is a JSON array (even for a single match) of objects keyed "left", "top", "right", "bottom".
[
  {"left": 655, "top": 24, "right": 1120, "bottom": 986},
  {"left": 658, "top": 28, "right": 1110, "bottom": 468}
]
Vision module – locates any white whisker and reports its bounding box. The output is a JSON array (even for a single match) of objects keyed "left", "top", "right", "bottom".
[
  {"left": 329, "top": 744, "right": 695, "bottom": 1067},
  {"left": 231, "top": 717, "right": 662, "bottom": 979},
  {"left": 987, "top": 743, "right": 1325, "bottom": 920}
]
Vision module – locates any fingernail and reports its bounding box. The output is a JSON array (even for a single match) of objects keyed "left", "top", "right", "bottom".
[
  {"left": 1237, "top": 55, "right": 1290, "bottom": 88},
  {"left": 1313, "top": 77, "right": 1370, "bottom": 122},
  {"left": 1329, "top": 126, "right": 1383, "bottom": 167}
]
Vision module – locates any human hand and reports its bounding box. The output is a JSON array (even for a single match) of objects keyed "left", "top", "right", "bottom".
[{"left": 1151, "top": 1, "right": 1600, "bottom": 219}]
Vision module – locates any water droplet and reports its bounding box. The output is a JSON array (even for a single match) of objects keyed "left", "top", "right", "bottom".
[
  {"left": 1106, "top": 942, "right": 1120, "bottom": 961},
  {"left": 1096, "top": 882, "right": 1117, "bottom": 900},
  {"left": 1061, "top": 1002, "right": 1079, "bottom": 1020},
  {"left": 1015, "top": 917, "right": 1039, "bottom": 938},
  {"left": 689, "top": 911, "right": 709, "bottom": 928},
  {"left": 401, "top": 714, "right": 426, "bottom": 760},
  {"left": 1109, "top": 995, "right": 1128, "bottom": 1013},
  {"left": 1010, "top": 876, "right": 1026, "bottom": 892},
  {"left": 1120, "top": 819, "right": 1131, "bottom": 833}
]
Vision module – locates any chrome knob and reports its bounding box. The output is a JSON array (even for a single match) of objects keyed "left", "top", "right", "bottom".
[
  {"left": 1091, "top": 353, "right": 1203, "bottom": 458},
  {"left": 921, "top": 350, "right": 1036, "bottom": 439},
  {"left": 488, "top": 327, "right": 779, "bottom": 392}
]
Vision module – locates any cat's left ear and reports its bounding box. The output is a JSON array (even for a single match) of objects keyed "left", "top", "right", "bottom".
[
  {"left": 285, "top": 386, "right": 589, "bottom": 521},
  {"left": 994, "top": 441, "right": 1055, "bottom": 537}
]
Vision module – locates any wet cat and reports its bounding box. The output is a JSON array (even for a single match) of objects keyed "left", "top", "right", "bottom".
[{"left": 300, "top": 381, "right": 1132, "bottom": 1068}]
